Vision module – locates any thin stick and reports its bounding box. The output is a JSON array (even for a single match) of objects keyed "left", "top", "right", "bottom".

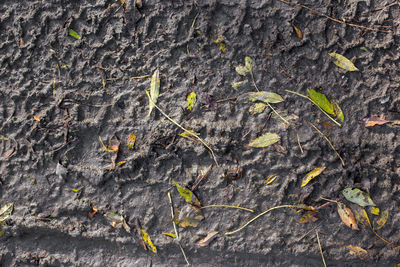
[
  {"left": 225, "top": 205, "right": 295, "bottom": 236},
  {"left": 201, "top": 204, "right": 254, "bottom": 213},
  {"left": 130, "top": 74, "right": 150, "bottom": 79},
  {"left": 374, "top": 1, "right": 399, "bottom": 11},
  {"left": 309, "top": 122, "right": 345, "bottom": 166},
  {"left": 285, "top": 90, "right": 341, "bottom": 127},
  {"left": 296, "top": 133, "right": 303, "bottom": 154},
  {"left": 168, "top": 192, "right": 190, "bottom": 266},
  {"left": 319, "top": 197, "right": 339, "bottom": 204},
  {"left": 278, "top": 0, "right": 390, "bottom": 32},
  {"left": 146, "top": 91, "right": 219, "bottom": 167},
  {"left": 316, "top": 231, "right": 327, "bottom": 267}
]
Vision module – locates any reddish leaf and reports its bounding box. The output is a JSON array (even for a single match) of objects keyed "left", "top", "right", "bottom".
[{"left": 362, "top": 115, "right": 389, "bottom": 127}]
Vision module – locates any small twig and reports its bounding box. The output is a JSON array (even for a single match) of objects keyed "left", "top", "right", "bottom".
[
  {"left": 319, "top": 197, "right": 339, "bottom": 204},
  {"left": 168, "top": 192, "right": 190, "bottom": 266},
  {"left": 216, "top": 96, "right": 238, "bottom": 103},
  {"left": 225, "top": 205, "right": 295, "bottom": 236},
  {"left": 316, "top": 230, "right": 327, "bottom": 267},
  {"left": 201, "top": 204, "right": 254, "bottom": 213},
  {"left": 309, "top": 122, "right": 345, "bottom": 166},
  {"left": 285, "top": 90, "right": 341, "bottom": 127},
  {"left": 130, "top": 74, "right": 150, "bottom": 79},
  {"left": 296, "top": 133, "right": 303, "bottom": 154},
  {"left": 374, "top": 1, "right": 399, "bottom": 11}
]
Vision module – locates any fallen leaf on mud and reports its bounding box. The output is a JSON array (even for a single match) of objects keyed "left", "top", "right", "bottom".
[
  {"left": 342, "top": 188, "right": 376, "bottom": 207},
  {"left": 212, "top": 33, "right": 226, "bottom": 53},
  {"left": 248, "top": 133, "right": 280, "bottom": 148},
  {"left": 371, "top": 206, "right": 380, "bottom": 216},
  {"left": 68, "top": 29, "right": 81, "bottom": 40},
  {"left": 301, "top": 167, "right": 326, "bottom": 187},
  {"left": 147, "top": 69, "right": 160, "bottom": 116},
  {"left": 361, "top": 115, "right": 390, "bottom": 127},
  {"left": 231, "top": 81, "right": 246, "bottom": 91},
  {"left": 161, "top": 232, "right": 176, "bottom": 238},
  {"left": 375, "top": 210, "right": 389, "bottom": 230},
  {"left": 186, "top": 92, "right": 197, "bottom": 111},
  {"left": 127, "top": 133, "right": 136, "bottom": 149},
  {"left": 249, "top": 102, "right": 267, "bottom": 114},
  {"left": 359, "top": 208, "right": 372, "bottom": 228},
  {"left": 88, "top": 205, "right": 98, "bottom": 218},
  {"left": 109, "top": 136, "right": 120, "bottom": 152},
  {"left": 235, "top": 56, "right": 253, "bottom": 76},
  {"left": 33, "top": 115, "right": 41, "bottom": 122},
  {"left": 0, "top": 203, "right": 13, "bottom": 223},
  {"left": 105, "top": 212, "right": 124, "bottom": 228},
  {"left": 333, "top": 101, "right": 344, "bottom": 122},
  {"left": 69, "top": 186, "right": 84, "bottom": 193},
  {"left": 346, "top": 245, "right": 371, "bottom": 261},
  {"left": 19, "top": 38, "right": 24, "bottom": 46},
  {"left": 292, "top": 24, "right": 303, "bottom": 39},
  {"left": 265, "top": 174, "right": 278, "bottom": 185},
  {"left": 337, "top": 203, "right": 359, "bottom": 230},
  {"left": 248, "top": 91, "right": 284, "bottom": 104},
  {"left": 245, "top": 56, "right": 253, "bottom": 72},
  {"left": 329, "top": 52, "right": 358, "bottom": 71},
  {"left": 235, "top": 65, "right": 249, "bottom": 76},
  {"left": 141, "top": 229, "right": 157, "bottom": 253},
  {"left": 299, "top": 211, "right": 319, "bottom": 223},
  {"left": 223, "top": 184, "right": 234, "bottom": 200},
  {"left": 196, "top": 231, "right": 219, "bottom": 247},
  {"left": 174, "top": 203, "right": 204, "bottom": 228},
  {"left": 173, "top": 180, "right": 194, "bottom": 204},
  {"left": 307, "top": 89, "right": 335, "bottom": 115}
]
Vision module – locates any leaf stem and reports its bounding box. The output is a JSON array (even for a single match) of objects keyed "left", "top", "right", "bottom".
[{"left": 201, "top": 204, "right": 254, "bottom": 213}]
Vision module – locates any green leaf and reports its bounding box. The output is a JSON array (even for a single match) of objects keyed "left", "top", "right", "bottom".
[
  {"left": 248, "top": 91, "right": 284, "bottom": 104},
  {"left": 333, "top": 101, "right": 344, "bottom": 122},
  {"left": 174, "top": 203, "right": 204, "bottom": 228},
  {"left": 68, "top": 29, "right": 81, "bottom": 40},
  {"left": 307, "top": 89, "right": 335, "bottom": 115},
  {"left": 245, "top": 56, "right": 253, "bottom": 72},
  {"left": 342, "top": 188, "right": 376, "bottom": 207},
  {"left": 186, "top": 92, "right": 197, "bottom": 111},
  {"left": 249, "top": 133, "right": 280, "bottom": 148},
  {"left": 249, "top": 103, "right": 267, "bottom": 114},
  {"left": 148, "top": 69, "right": 160, "bottom": 116},
  {"left": 0, "top": 203, "right": 13, "bottom": 223},
  {"left": 173, "top": 180, "right": 193, "bottom": 203},
  {"left": 301, "top": 166, "right": 326, "bottom": 187},
  {"left": 329, "top": 52, "right": 358, "bottom": 71}
]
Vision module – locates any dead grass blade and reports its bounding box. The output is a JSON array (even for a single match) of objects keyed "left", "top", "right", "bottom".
[{"left": 316, "top": 231, "right": 327, "bottom": 267}]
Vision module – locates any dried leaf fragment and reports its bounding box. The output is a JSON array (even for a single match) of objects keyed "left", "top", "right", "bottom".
[
  {"left": 0, "top": 203, "right": 13, "bottom": 223},
  {"left": 127, "top": 133, "right": 136, "bottom": 149},
  {"left": 371, "top": 206, "right": 380, "bottom": 216},
  {"left": 337, "top": 203, "right": 359, "bottom": 230},
  {"left": 248, "top": 91, "right": 284, "bottom": 104},
  {"left": 147, "top": 69, "right": 160, "bottom": 116},
  {"left": 342, "top": 188, "right": 376, "bottom": 207},
  {"left": 231, "top": 81, "right": 246, "bottom": 91},
  {"left": 362, "top": 115, "right": 390, "bottom": 127},
  {"left": 248, "top": 133, "right": 280, "bottom": 148},
  {"left": 249, "top": 103, "right": 267, "bottom": 114},
  {"left": 292, "top": 24, "right": 303, "bottom": 39},
  {"left": 196, "top": 231, "right": 219, "bottom": 247},
  {"left": 141, "top": 229, "right": 157, "bottom": 253},
  {"left": 174, "top": 203, "right": 204, "bottom": 228},
  {"left": 235, "top": 57, "right": 253, "bottom": 75},
  {"left": 186, "top": 92, "right": 197, "bottom": 111},
  {"left": 34, "top": 115, "right": 41, "bottom": 122},
  {"left": 329, "top": 52, "right": 358, "bottom": 71},
  {"left": 346, "top": 245, "right": 371, "bottom": 261},
  {"left": 301, "top": 167, "right": 326, "bottom": 187},
  {"left": 68, "top": 29, "right": 81, "bottom": 40},
  {"left": 299, "top": 211, "right": 319, "bottom": 223},
  {"left": 375, "top": 210, "right": 389, "bottom": 230}
]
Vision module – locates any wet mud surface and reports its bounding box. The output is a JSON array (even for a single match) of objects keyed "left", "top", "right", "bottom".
[{"left": 1, "top": 0, "right": 400, "bottom": 266}]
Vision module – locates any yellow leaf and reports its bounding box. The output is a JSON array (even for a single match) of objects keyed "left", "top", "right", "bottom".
[
  {"left": 127, "top": 133, "right": 136, "bottom": 149},
  {"left": 186, "top": 92, "right": 197, "bottom": 111},
  {"left": 301, "top": 167, "right": 326, "bottom": 187},
  {"left": 329, "top": 52, "right": 358, "bottom": 71},
  {"left": 235, "top": 65, "right": 248, "bottom": 76},
  {"left": 346, "top": 245, "right": 371, "bottom": 261},
  {"left": 248, "top": 133, "right": 280, "bottom": 148},
  {"left": 231, "top": 81, "right": 246, "bottom": 91},
  {"left": 371, "top": 206, "right": 380, "bottom": 216},
  {"left": 249, "top": 103, "right": 267, "bottom": 115},
  {"left": 69, "top": 186, "right": 84, "bottom": 193},
  {"left": 375, "top": 210, "right": 389, "bottom": 230},
  {"left": 33, "top": 115, "right": 41, "bottom": 122},
  {"left": 219, "top": 42, "right": 226, "bottom": 53},
  {"left": 161, "top": 232, "right": 176, "bottom": 238},
  {"left": 265, "top": 174, "right": 278, "bottom": 185},
  {"left": 292, "top": 24, "right": 303, "bottom": 39},
  {"left": 141, "top": 229, "right": 157, "bottom": 253},
  {"left": 244, "top": 56, "right": 253, "bottom": 72}
]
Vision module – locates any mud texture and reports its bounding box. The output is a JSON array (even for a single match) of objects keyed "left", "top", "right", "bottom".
[{"left": 1, "top": 0, "right": 400, "bottom": 266}]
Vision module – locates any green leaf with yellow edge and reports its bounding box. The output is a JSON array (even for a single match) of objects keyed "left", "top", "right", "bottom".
[
  {"left": 161, "top": 232, "right": 176, "bottom": 238},
  {"left": 173, "top": 180, "right": 193, "bottom": 203},
  {"left": 174, "top": 203, "right": 204, "bottom": 228},
  {"left": 375, "top": 210, "right": 389, "bottom": 230},
  {"left": 248, "top": 133, "right": 280, "bottom": 148},
  {"left": 148, "top": 69, "right": 160, "bottom": 116},
  {"left": 342, "top": 188, "right": 376, "bottom": 207},
  {"left": 307, "top": 89, "right": 335, "bottom": 115},
  {"left": 68, "top": 29, "right": 81, "bottom": 40},
  {"left": 141, "top": 229, "right": 157, "bottom": 253},
  {"left": 249, "top": 103, "right": 267, "bottom": 114},
  {"left": 301, "top": 166, "right": 326, "bottom": 187},
  {"left": 186, "top": 92, "right": 197, "bottom": 111},
  {"left": 248, "top": 91, "right": 284, "bottom": 104},
  {"left": 329, "top": 52, "right": 358, "bottom": 71},
  {"left": 0, "top": 203, "right": 13, "bottom": 223}
]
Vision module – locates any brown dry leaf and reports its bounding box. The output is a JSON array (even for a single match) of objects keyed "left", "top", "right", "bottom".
[
  {"left": 88, "top": 205, "right": 99, "bottom": 218},
  {"left": 19, "top": 38, "right": 24, "bottom": 46},
  {"left": 346, "top": 245, "right": 371, "bottom": 261},
  {"left": 33, "top": 115, "right": 41, "bottom": 122},
  {"left": 123, "top": 217, "right": 131, "bottom": 233},
  {"left": 362, "top": 115, "right": 390, "bottom": 127},
  {"left": 196, "top": 231, "right": 219, "bottom": 247},
  {"left": 317, "top": 119, "right": 334, "bottom": 130},
  {"left": 292, "top": 24, "right": 303, "bottom": 39},
  {"left": 337, "top": 203, "right": 359, "bottom": 230}
]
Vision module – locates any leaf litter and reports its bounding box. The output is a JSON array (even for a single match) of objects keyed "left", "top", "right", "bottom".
[
  {"left": 301, "top": 166, "right": 326, "bottom": 187},
  {"left": 329, "top": 52, "right": 358, "bottom": 71},
  {"left": 248, "top": 133, "right": 280, "bottom": 148}
]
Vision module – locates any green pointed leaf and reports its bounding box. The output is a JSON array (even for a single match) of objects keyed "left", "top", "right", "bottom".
[
  {"left": 307, "top": 89, "right": 335, "bottom": 115},
  {"left": 249, "top": 133, "right": 280, "bottom": 148},
  {"left": 329, "top": 52, "right": 358, "bottom": 71},
  {"left": 148, "top": 69, "right": 160, "bottom": 116},
  {"left": 68, "top": 29, "right": 81, "bottom": 40},
  {"left": 342, "top": 188, "right": 376, "bottom": 207},
  {"left": 248, "top": 91, "right": 284, "bottom": 104},
  {"left": 245, "top": 56, "right": 253, "bottom": 72},
  {"left": 173, "top": 180, "right": 193, "bottom": 203},
  {"left": 301, "top": 166, "right": 326, "bottom": 187}
]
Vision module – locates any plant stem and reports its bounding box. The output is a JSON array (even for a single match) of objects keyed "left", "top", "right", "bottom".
[
  {"left": 316, "top": 230, "right": 327, "bottom": 267},
  {"left": 201, "top": 204, "right": 254, "bottom": 213}
]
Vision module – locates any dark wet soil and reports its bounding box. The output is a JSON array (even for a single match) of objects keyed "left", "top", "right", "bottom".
[{"left": 1, "top": 0, "right": 400, "bottom": 266}]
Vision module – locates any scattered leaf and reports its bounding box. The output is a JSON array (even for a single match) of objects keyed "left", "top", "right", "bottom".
[
  {"left": 173, "top": 180, "right": 193, "bottom": 203},
  {"left": 235, "top": 65, "right": 248, "bottom": 76},
  {"left": 3, "top": 148, "right": 15, "bottom": 159},
  {"left": 329, "top": 52, "right": 358, "bottom": 71},
  {"left": 174, "top": 203, "right": 204, "bottom": 228},
  {"left": 375, "top": 210, "right": 389, "bottom": 230},
  {"left": 186, "top": 92, "right": 197, "bottom": 111},
  {"left": 141, "top": 229, "right": 157, "bottom": 253},
  {"left": 102, "top": 78, "right": 106, "bottom": 88},
  {"left": 212, "top": 33, "right": 226, "bottom": 53},
  {"left": 301, "top": 167, "right": 326, "bottom": 187},
  {"left": 231, "top": 81, "right": 246, "bottom": 91},
  {"left": 148, "top": 69, "right": 160, "bottom": 116},
  {"left": 359, "top": 208, "right": 372, "bottom": 228},
  {"left": 127, "top": 133, "right": 136, "bottom": 149},
  {"left": 299, "top": 211, "right": 319, "bottom": 223},
  {"left": 69, "top": 186, "right": 84, "bottom": 193},
  {"left": 68, "top": 29, "right": 81, "bottom": 40},
  {"left": 33, "top": 115, "right": 41, "bottom": 122},
  {"left": 249, "top": 102, "right": 267, "bottom": 114},
  {"left": 244, "top": 56, "right": 253, "bottom": 72},
  {"left": 196, "top": 231, "right": 219, "bottom": 247},
  {"left": 337, "top": 203, "right": 359, "bottom": 230},
  {"left": 248, "top": 91, "right": 284, "bottom": 104},
  {"left": 371, "top": 206, "right": 380, "bottom": 216},
  {"left": 342, "top": 188, "right": 376, "bottom": 207},
  {"left": 88, "top": 205, "right": 98, "bottom": 218},
  {"left": 61, "top": 64, "right": 67, "bottom": 68},
  {"left": 307, "top": 89, "right": 334, "bottom": 115},
  {"left": 346, "top": 245, "right": 371, "bottom": 261},
  {"left": 333, "top": 101, "right": 344, "bottom": 122},
  {"left": 0, "top": 203, "right": 13, "bottom": 223},
  {"left": 19, "top": 38, "right": 24, "bottom": 46},
  {"left": 265, "top": 174, "right": 278, "bottom": 185},
  {"left": 362, "top": 115, "right": 390, "bottom": 127},
  {"left": 109, "top": 136, "right": 120, "bottom": 152},
  {"left": 161, "top": 232, "right": 176, "bottom": 238},
  {"left": 248, "top": 133, "right": 280, "bottom": 148},
  {"left": 292, "top": 24, "right": 303, "bottom": 39}
]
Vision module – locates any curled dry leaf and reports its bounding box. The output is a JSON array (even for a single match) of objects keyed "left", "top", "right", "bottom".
[
  {"left": 329, "top": 52, "right": 358, "bottom": 71},
  {"left": 337, "top": 203, "right": 359, "bottom": 230},
  {"left": 196, "top": 231, "right": 219, "bottom": 247},
  {"left": 361, "top": 115, "right": 390, "bottom": 127},
  {"left": 248, "top": 133, "right": 280, "bottom": 148},
  {"left": 301, "top": 167, "right": 326, "bottom": 187},
  {"left": 346, "top": 245, "right": 371, "bottom": 261}
]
